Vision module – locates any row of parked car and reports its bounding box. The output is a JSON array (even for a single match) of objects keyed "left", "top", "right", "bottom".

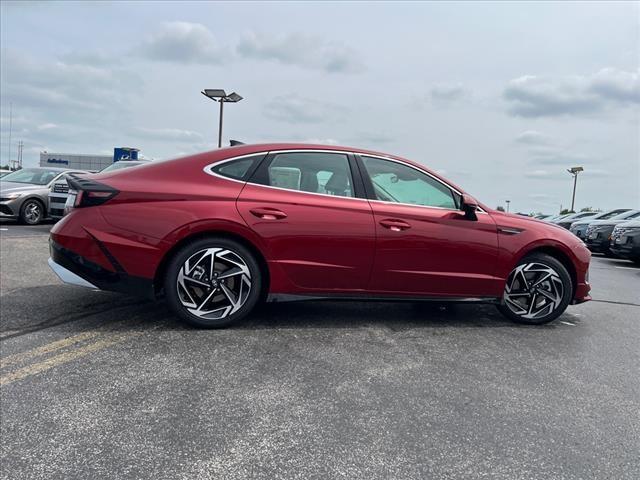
[
  {"left": 0, "top": 161, "right": 148, "bottom": 224},
  {"left": 537, "top": 209, "right": 640, "bottom": 264}
]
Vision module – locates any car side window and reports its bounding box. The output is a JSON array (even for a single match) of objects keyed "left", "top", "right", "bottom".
[
  {"left": 259, "top": 152, "right": 354, "bottom": 198},
  {"left": 211, "top": 155, "right": 264, "bottom": 181},
  {"left": 361, "top": 156, "right": 458, "bottom": 209}
]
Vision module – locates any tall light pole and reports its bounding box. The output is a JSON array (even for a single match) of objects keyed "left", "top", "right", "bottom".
[
  {"left": 567, "top": 166, "right": 584, "bottom": 212},
  {"left": 201, "top": 89, "right": 243, "bottom": 148},
  {"left": 505, "top": 200, "right": 511, "bottom": 212}
]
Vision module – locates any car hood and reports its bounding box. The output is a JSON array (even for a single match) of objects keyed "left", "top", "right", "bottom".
[
  {"left": 617, "top": 220, "right": 640, "bottom": 228},
  {"left": 571, "top": 218, "right": 599, "bottom": 227},
  {"left": 0, "top": 181, "right": 47, "bottom": 194},
  {"left": 589, "top": 218, "right": 632, "bottom": 227}
]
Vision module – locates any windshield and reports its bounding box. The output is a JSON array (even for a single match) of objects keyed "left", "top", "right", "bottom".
[
  {"left": 0, "top": 168, "right": 61, "bottom": 185},
  {"left": 100, "top": 161, "right": 144, "bottom": 173},
  {"left": 597, "top": 209, "right": 630, "bottom": 220},
  {"left": 616, "top": 210, "right": 640, "bottom": 220}
]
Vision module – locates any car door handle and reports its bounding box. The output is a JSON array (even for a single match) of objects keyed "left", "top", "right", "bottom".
[
  {"left": 379, "top": 219, "right": 411, "bottom": 232},
  {"left": 249, "top": 207, "right": 288, "bottom": 220}
]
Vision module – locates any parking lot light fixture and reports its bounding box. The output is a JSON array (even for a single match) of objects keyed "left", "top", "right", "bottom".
[
  {"left": 201, "top": 89, "right": 244, "bottom": 148},
  {"left": 567, "top": 166, "right": 584, "bottom": 212}
]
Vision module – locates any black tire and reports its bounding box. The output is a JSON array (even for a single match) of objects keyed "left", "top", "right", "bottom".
[
  {"left": 497, "top": 253, "right": 573, "bottom": 325},
  {"left": 19, "top": 198, "right": 44, "bottom": 225},
  {"left": 163, "top": 237, "right": 263, "bottom": 328}
]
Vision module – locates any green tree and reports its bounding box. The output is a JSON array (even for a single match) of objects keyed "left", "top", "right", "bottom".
[{"left": 496, "top": 205, "right": 505, "bottom": 212}]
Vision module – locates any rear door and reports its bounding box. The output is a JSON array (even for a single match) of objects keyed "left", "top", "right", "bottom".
[{"left": 236, "top": 150, "right": 376, "bottom": 292}]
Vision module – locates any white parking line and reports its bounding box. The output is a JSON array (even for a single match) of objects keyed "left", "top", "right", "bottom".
[
  {"left": 615, "top": 266, "right": 639, "bottom": 271},
  {"left": 560, "top": 321, "right": 576, "bottom": 326},
  {"left": 0, "top": 228, "right": 7, "bottom": 231}
]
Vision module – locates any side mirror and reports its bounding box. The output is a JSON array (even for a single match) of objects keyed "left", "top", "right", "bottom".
[{"left": 461, "top": 193, "right": 478, "bottom": 221}]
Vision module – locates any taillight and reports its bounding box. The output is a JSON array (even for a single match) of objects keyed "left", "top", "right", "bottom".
[{"left": 67, "top": 177, "right": 119, "bottom": 208}]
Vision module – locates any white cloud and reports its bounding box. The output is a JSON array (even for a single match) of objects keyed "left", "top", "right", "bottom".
[
  {"left": 237, "top": 31, "right": 364, "bottom": 73},
  {"left": 430, "top": 84, "right": 469, "bottom": 107},
  {"left": 524, "top": 170, "right": 553, "bottom": 178},
  {"left": 301, "top": 138, "right": 340, "bottom": 145},
  {"left": 504, "top": 68, "right": 640, "bottom": 117},
  {"left": 515, "top": 130, "right": 552, "bottom": 146},
  {"left": 133, "top": 127, "right": 204, "bottom": 142},
  {"left": 263, "top": 95, "right": 345, "bottom": 124},
  {"left": 135, "top": 22, "right": 224, "bottom": 64}
]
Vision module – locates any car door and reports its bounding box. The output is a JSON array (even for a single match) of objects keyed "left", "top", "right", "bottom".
[
  {"left": 357, "top": 155, "right": 501, "bottom": 298},
  {"left": 236, "top": 150, "right": 376, "bottom": 292}
]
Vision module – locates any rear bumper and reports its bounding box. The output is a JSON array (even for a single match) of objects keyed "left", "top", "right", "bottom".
[
  {"left": 49, "top": 238, "right": 154, "bottom": 298},
  {"left": 48, "top": 258, "right": 97, "bottom": 289}
]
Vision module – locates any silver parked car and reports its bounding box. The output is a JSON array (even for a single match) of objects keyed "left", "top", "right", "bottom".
[
  {"left": 0, "top": 167, "right": 86, "bottom": 224},
  {"left": 48, "top": 160, "right": 149, "bottom": 219},
  {"left": 569, "top": 208, "right": 631, "bottom": 240}
]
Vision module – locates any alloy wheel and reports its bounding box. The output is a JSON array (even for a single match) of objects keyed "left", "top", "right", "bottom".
[
  {"left": 503, "top": 262, "right": 564, "bottom": 320},
  {"left": 23, "top": 201, "right": 42, "bottom": 224},
  {"left": 176, "top": 247, "right": 252, "bottom": 320}
]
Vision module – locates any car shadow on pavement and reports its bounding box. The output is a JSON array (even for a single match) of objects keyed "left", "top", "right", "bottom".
[
  {"left": 238, "top": 300, "right": 554, "bottom": 331},
  {"left": 0, "top": 285, "right": 562, "bottom": 341}
]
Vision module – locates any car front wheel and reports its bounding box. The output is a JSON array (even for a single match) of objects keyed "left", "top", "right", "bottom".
[
  {"left": 498, "top": 253, "right": 573, "bottom": 325},
  {"left": 20, "top": 199, "right": 44, "bottom": 225},
  {"left": 163, "top": 237, "right": 262, "bottom": 328}
]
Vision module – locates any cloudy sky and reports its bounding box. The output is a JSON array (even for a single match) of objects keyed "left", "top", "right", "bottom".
[{"left": 1, "top": 1, "right": 638, "bottom": 213}]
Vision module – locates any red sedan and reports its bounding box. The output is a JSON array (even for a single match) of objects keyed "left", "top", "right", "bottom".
[{"left": 49, "top": 143, "right": 591, "bottom": 327}]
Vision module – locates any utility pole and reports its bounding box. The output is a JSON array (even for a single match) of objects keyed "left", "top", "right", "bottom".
[
  {"left": 7, "top": 102, "right": 12, "bottom": 166},
  {"left": 17, "top": 140, "right": 23, "bottom": 169},
  {"left": 505, "top": 200, "right": 511, "bottom": 213},
  {"left": 567, "top": 166, "right": 584, "bottom": 212}
]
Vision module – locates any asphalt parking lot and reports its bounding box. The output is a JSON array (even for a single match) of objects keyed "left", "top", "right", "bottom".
[{"left": 1, "top": 221, "right": 639, "bottom": 480}]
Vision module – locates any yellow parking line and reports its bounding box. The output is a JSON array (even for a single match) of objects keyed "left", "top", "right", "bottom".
[
  {"left": 0, "top": 330, "right": 103, "bottom": 369},
  {"left": 0, "top": 331, "right": 142, "bottom": 387}
]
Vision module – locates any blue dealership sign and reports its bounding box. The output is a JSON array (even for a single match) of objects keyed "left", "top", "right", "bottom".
[
  {"left": 114, "top": 147, "right": 139, "bottom": 162},
  {"left": 47, "top": 158, "right": 69, "bottom": 165}
]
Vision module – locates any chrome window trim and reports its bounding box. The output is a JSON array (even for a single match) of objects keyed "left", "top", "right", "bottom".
[{"left": 203, "top": 149, "right": 487, "bottom": 213}]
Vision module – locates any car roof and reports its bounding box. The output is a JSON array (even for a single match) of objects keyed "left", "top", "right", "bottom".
[
  {"left": 212, "top": 142, "right": 470, "bottom": 194},
  {"left": 18, "top": 166, "right": 75, "bottom": 172}
]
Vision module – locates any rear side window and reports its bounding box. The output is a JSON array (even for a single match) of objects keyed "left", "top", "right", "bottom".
[
  {"left": 210, "top": 154, "right": 265, "bottom": 181},
  {"left": 254, "top": 152, "right": 355, "bottom": 198}
]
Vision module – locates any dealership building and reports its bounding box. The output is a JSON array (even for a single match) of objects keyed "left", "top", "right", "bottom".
[{"left": 39, "top": 147, "right": 140, "bottom": 171}]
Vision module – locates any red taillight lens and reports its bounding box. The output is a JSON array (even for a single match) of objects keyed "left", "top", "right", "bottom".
[
  {"left": 73, "top": 190, "right": 84, "bottom": 207},
  {"left": 67, "top": 178, "right": 119, "bottom": 208}
]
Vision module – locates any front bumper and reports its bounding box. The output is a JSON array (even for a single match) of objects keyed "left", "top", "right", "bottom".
[
  {"left": 585, "top": 237, "right": 610, "bottom": 253},
  {"left": 0, "top": 199, "right": 20, "bottom": 218},
  {"left": 48, "top": 194, "right": 68, "bottom": 219},
  {"left": 570, "top": 228, "right": 586, "bottom": 240},
  {"left": 610, "top": 237, "right": 640, "bottom": 260}
]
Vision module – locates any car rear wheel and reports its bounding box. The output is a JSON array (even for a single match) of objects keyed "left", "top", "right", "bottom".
[
  {"left": 497, "top": 253, "right": 572, "bottom": 325},
  {"left": 163, "top": 237, "right": 262, "bottom": 328},
  {"left": 19, "top": 199, "right": 44, "bottom": 225}
]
